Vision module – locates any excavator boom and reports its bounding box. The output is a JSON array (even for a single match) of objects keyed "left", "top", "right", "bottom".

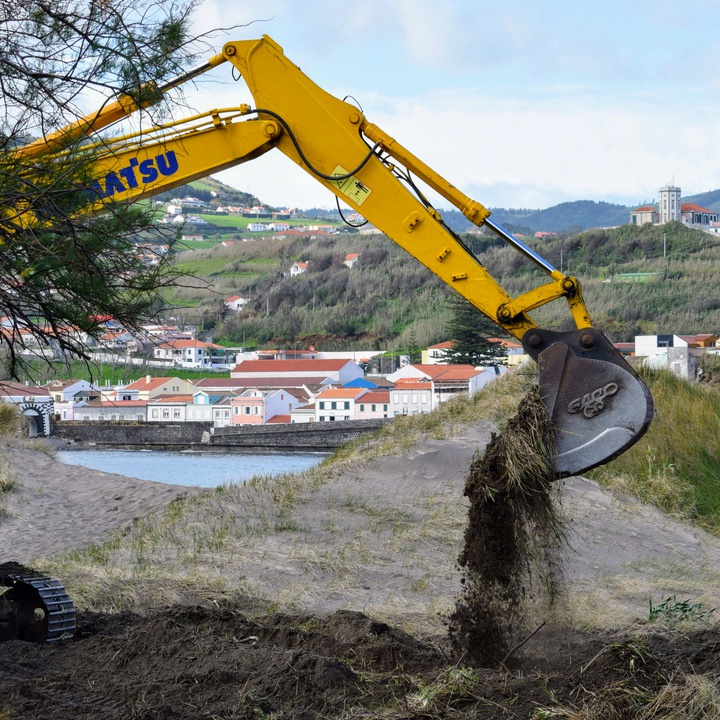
[{"left": 21, "top": 36, "right": 653, "bottom": 479}]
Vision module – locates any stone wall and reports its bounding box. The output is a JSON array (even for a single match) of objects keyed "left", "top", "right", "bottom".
[
  {"left": 53, "top": 421, "right": 212, "bottom": 449},
  {"left": 52, "top": 419, "right": 389, "bottom": 452}
]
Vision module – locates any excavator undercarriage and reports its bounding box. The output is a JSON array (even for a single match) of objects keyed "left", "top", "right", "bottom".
[{"left": 0, "top": 563, "right": 76, "bottom": 643}]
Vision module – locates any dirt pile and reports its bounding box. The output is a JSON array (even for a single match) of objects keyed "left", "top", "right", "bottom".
[
  {"left": 1, "top": 603, "right": 720, "bottom": 719},
  {"left": 449, "top": 386, "right": 567, "bottom": 666}
]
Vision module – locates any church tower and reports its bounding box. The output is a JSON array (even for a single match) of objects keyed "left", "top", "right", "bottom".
[{"left": 659, "top": 183, "right": 681, "bottom": 223}]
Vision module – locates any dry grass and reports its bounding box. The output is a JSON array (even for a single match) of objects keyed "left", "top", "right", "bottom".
[
  {"left": 592, "top": 367, "right": 720, "bottom": 534},
  {"left": 38, "top": 370, "right": 534, "bottom": 619}
]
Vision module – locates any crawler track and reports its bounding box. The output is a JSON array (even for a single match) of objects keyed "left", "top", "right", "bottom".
[{"left": 0, "top": 562, "right": 75, "bottom": 642}]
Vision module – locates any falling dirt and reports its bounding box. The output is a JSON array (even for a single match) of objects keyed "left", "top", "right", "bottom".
[{"left": 449, "top": 385, "right": 568, "bottom": 666}]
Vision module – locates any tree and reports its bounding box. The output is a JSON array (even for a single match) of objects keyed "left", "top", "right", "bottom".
[
  {"left": 0, "top": 1, "right": 213, "bottom": 378},
  {"left": 445, "top": 294, "right": 508, "bottom": 367}
]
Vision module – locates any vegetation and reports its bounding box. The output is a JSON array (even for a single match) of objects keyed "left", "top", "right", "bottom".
[
  {"left": 591, "top": 367, "right": 720, "bottom": 535},
  {"left": 444, "top": 295, "right": 509, "bottom": 366},
  {"left": 0, "top": 2, "right": 213, "bottom": 378},
  {"left": 161, "top": 218, "right": 720, "bottom": 352}
]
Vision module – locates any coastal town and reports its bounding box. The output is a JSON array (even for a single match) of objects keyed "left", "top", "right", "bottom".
[{"left": 0, "top": 315, "right": 717, "bottom": 440}]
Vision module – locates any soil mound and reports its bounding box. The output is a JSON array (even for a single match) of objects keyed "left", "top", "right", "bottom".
[{"left": 1, "top": 603, "right": 719, "bottom": 718}]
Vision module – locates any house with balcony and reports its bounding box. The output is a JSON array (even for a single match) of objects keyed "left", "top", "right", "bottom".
[
  {"left": 386, "top": 363, "right": 498, "bottom": 405},
  {"left": 152, "top": 339, "right": 235, "bottom": 369}
]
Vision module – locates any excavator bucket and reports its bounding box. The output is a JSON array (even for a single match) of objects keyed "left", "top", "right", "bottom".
[{"left": 522, "top": 328, "right": 654, "bottom": 478}]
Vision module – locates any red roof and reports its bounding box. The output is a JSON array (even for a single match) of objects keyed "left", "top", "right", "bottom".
[
  {"left": 401, "top": 364, "right": 478, "bottom": 379},
  {"left": 682, "top": 202, "right": 715, "bottom": 213},
  {"left": 393, "top": 379, "right": 432, "bottom": 389},
  {"left": 125, "top": 377, "right": 170, "bottom": 389},
  {"left": 316, "top": 387, "right": 366, "bottom": 399},
  {"left": 0, "top": 382, "right": 50, "bottom": 397},
  {"left": 155, "top": 339, "right": 224, "bottom": 350},
  {"left": 267, "top": 414, "right": 291, "bottom": 424},
  {"left": 147, "top": 394, "right": 195, "bottom": 404},
  {"left": 633, "top": 206, "right": 656, "bottom": 212},
  {"left": 232, "top": 359, "right": 354, "bottom": 373},
  {"left": 358, "top": 390, "right": 389, "bottom": 403}
]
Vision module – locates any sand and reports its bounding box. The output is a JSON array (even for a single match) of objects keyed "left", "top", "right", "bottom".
[
  {"left": 2, "top": 430, "right": 720, "bottom": 623},
  {"left": 2, "top": 433, "right": 720, "bottom": 718}
]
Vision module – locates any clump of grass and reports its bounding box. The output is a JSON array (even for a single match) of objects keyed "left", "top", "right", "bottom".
[
  {"left": 592, "top": 367, "right": 720, "bottom": 534},
  {"left": 649, "top": 595, "right": 716, "bottom": 624},
  {"left": 0, "top": 458, "right": 18, "bottom": 518},
  {"left": 406, "top": 665, "right": 482, "bottom": 712},
  {"left": 0, "top": 403, "right": 23, "bottom": 437},
  {"left": 532, "top": 672, "right": 720, "bottom": 719},
  {"left": 449, "top": 383, "right": 568, "bottom": 666}
]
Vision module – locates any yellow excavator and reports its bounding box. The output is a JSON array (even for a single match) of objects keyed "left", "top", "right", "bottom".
[{"left": 1, "top": 36, "right": 654, "bottom": 641}]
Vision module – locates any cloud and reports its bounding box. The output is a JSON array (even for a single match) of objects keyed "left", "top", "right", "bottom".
[{"left": 132, "top": 1, "right": 720, "bottom": 210}]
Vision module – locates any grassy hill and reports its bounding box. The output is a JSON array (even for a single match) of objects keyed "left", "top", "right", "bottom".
[{"left": 162, "top": 218, "right": 720, "bottom": 351}]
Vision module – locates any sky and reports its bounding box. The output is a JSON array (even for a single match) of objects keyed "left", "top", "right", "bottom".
[{"left": 166, "top": 0, "right": 720, "bottom": 211}]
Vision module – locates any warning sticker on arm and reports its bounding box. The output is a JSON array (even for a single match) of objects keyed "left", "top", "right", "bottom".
[{"left": 329, "top": 165, "right": 372, "bottom": 206}]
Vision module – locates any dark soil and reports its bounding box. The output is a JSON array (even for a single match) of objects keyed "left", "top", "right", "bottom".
[{"left": 0, "top": 602, "right": 719, "bottom": 719}]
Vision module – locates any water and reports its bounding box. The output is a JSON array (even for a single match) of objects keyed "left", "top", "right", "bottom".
[{"left": 56, "top": 449, "right": 329, "bottom": 488}]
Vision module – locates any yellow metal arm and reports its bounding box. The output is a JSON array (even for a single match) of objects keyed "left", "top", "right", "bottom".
[
  {"left": 26, "top": 34, "right": 594, "bottom": 341},
  {"left": 13, "top": 33, "right": 655, "bottom": 478}
]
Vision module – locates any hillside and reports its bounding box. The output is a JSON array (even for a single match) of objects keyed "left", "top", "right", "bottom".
[{"left": 166, "top": 219, "right": 720, "bottom": 350}]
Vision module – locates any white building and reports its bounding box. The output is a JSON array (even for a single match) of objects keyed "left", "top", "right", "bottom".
[
  {"left": 659, "top": 184, "right": 681, "bottom": 224},
  {"left": 152, "top": 339, "right": 235, "bottom": 369},
  {"left": 290, "top": 261, "right": 310, "bottom": 276},
  {"left": 314, "top": 387, "right": 368, "bottom": 422}
]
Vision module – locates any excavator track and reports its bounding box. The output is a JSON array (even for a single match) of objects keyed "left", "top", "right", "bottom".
[{"left": 0, "top": 563, "right": 76, "bottom": 642}]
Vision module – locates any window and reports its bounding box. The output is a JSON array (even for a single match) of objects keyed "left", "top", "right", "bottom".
[
  {"left": 234, "top": 407, "right": 239, "bottom": 415},
  {"left": 343, "top": 402, "right": 349, "bottom": 410},
  {"left": 244, "top": 406, "right": 251, "bottom": 415},
  {"left": 173, "top": 409, "right": 181, "bottom": 419},
  {"left": 371, "top": 404, "right": 376, "bottom": 411},
  {"left": 151, "top": 409, "right": 159, "bottom": 418},
  {"left": 421, "top": 394, "right": 427, "bottom": 404},
  {"left": 319, "top": 401, "right": 325, "bottom": 410},
  {"left": 383, "top": 404, "right": 388, "bottom": 411},
  {"left": 411, "top": 393, "right": 417, "bottom": 403},
  {"left": 393, "top": 393, "right": 400, "bottom": 403},
  {"left": 331, "top": 401, "right": 337, "bottom": 410},
  {"left": 253, "top": 407, "right": 259, "bottom": 415},
  {"left": 359, "top": 404, "right": 365, "bottom": 412},
  {"left": 403, "top": 394, "right": 409, "bottom": 403},
  {"left": 162, "top": 409, "right": 170, "bottom": 419}
]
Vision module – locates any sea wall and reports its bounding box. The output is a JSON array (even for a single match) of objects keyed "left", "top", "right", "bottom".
[{"left": 51, "top": 419, "right": 389, "bottom": 452}]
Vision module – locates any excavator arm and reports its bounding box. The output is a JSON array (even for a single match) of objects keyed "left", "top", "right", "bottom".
[{"left": 19, "top": 35, "right": 653, "bottom": 478}]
